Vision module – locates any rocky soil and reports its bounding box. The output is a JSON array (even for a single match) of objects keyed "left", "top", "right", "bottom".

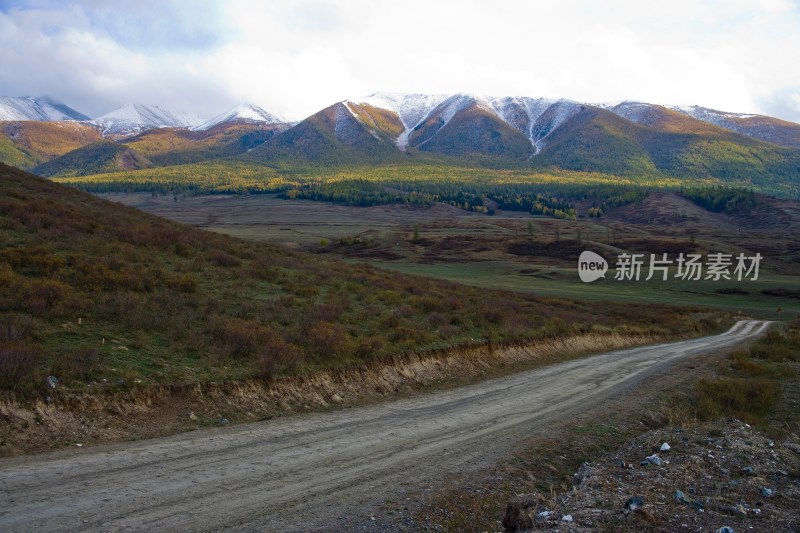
[{"left": 503, "top": 420, "right": 800, "bottom": 532}]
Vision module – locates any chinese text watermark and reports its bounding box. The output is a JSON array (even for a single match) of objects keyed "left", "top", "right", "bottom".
[{"left": 579, "top": 251, "right": 761, "bottom": 283}]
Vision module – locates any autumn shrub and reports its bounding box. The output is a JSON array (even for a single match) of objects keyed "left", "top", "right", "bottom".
[
  {"left": 390, "top": 325, "right": 431, "bottom": 344},
  {"left": 306, "top": 321, "right": 349, "bottom": 360},
  {"left": 283, "top": 279, "right": 319, "bottom": 298},
  {"left": 256, "top": 336, "right": 303, "bottom": 379},
  {"left": 353, "top": 336, "right": 385, "bottom": 358},
  {"left": 411, "top": 295, "right": 448, "bottom": 314},
  {"left": 694, "top": 377, "right": 780, "bottom": 422},
  {"left": 0, "top": 163, "right": 729, "bottom": 391},
  {"left": 503, "top": 316, "right": 535, "bottom": 340},
  {"left": 213, "top": 319, "right": 272, "bottom": 360},
  {"left": 310, "top": 301, "right": 342, "bottom": 323},
  {"left": 1, "top": 245, "right": 65, "bottom": 275},
  {"left": 174, "top": 241, "right": 191, "bottom": 257},
  {"left": 428, "top": 312, "right": 448, "bottom": 328},
  {"left": 211, "top": 251, "right": 241, "bottom": 268},
  {"left": 249, "top": 258, "right": 281, "bottom": 281},
  {"left": 0, "top": 343, "right": 42, "bottom": 390},
  {"left": 22, "top": 278, "right": 72, "bottom": 316},
  {"left": 729, "top": 351, "right": 773, "bottom": 376},
  {"left": 749, "top": 327, "right": 800, "bottom": 362},
  {"left": 52, "top": 346, "right": 102, "bottom": 382},
  {"left": 167, "top": 273, "right": 197, "bottom": 293}
]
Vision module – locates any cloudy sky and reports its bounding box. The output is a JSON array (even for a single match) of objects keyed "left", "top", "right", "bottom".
[{"left": 1, "top": 0, "right": 799, "bottom": 122}]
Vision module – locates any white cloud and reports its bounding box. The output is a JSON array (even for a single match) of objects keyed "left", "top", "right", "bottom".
[{"left": 0, "top": 0, "right": 798, "bottom": 122}]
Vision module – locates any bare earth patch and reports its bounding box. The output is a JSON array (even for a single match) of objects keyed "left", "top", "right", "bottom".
[{"left": 503, "top": 421, "right": 799, "bottom": 532}]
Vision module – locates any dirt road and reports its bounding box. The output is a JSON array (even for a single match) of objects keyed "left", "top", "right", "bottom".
[{"left": 0, "top": 320, "right": 770, "bottom": 532}]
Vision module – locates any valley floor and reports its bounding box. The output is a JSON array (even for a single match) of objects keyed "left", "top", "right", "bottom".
[{"left": 101, "top": 192, "right": 800, "bottom": 319}]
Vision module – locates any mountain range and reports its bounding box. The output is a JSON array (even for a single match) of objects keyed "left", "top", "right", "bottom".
[
  {"left": 90, "top": 103, "right": 206, "bottom": 137},
  {"left": 0, "top": 93, "right": 798, "bottom": 191},
  {"left": 0, "top": 96, "right": 89, "bottom": 122}
]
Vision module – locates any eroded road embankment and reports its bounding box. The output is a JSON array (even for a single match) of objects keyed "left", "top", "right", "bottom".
[{"left": 0, "top": 320, "right": 770, "bottom": 532}]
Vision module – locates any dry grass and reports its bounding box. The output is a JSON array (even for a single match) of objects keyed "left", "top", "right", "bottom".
[{"left": 694, "top": 376, "right": 781, "bottom": 423}]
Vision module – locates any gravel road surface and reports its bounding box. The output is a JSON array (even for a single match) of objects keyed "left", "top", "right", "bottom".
[{"left": 0, "top": 320, "right": 770, "bottom": 532}]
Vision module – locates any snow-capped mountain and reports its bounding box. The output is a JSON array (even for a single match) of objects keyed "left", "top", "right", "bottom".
[
  {"left": 490, "top": 97, "right": 585, "bottom": 153},
  {"left": 599, "top": 102, "right": 800, "bottom": 148},
  {"left": 603, "top": 101, "right": 658, "bottom": 124},
  {"left": 192, "top": 103, "right": 285, "bottom": 131},
  {"left": 671, "top": 105, "right": 758, "bottom": 128},
  {"left": 2, "top": 91, "right": 797, "bottom": 178},
  {"left": 3, "top": 92, "right": 795, "bottom": 148},
  {"left": 668, "top": 105, "right": 800, "bottom": 148},
  {"left": 350, "top": 93, "right": 585, "bottom": 153},
  {"left": 0, "top": 96, "right": 89, "bottom": 122},
  {"left": 352, "top": 93, "right": 800, "bottom": 152},
  {"left": 357, "top": 92, "right": 450, "bottom": 149},
  {"left": 246, "top": 91, "right": 799, "bottom": 180},
  {"left": 352, "top": 93, "right": 800, "bottom": 151},
  {"left": 90, "top": 103, "right": 205, "bottom": 137}
]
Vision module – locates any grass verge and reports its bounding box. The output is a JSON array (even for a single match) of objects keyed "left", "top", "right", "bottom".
[{"left": 0, "top": 329, "right": 677, "bottom": 456}]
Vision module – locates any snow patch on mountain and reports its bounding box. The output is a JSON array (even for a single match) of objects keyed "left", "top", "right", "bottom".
[
  {"left": 0, "top": 96, "right": 89, "bottom": 122},
  {"left": 192, "top": 103, "right": 284, "bottom": 131},
  {"left": 669, "top": 105, "right": 759, "bottom": 135},
  {"left": 488, "top": 97, "right": 583, "bottom": 153},
  {"left": 672, "top": 105, "right": 758, "bottom": 120},
  {"left": 409, "top": 94, "right": 504, "bottom": 148},
  {"left": 353, "top": 92, "right": 585, "bottom": 153},
  {"left": 489, "top": 97, "right": 571, "bottom": 152},
  {"left": 604, "top": 101, "right": 653, "bottom": 122},
  {"left": 90, "top": 103, "right": 205, "bottom": 136},
  {"left": 356, "top": 92, "right": 449, "bottom": 149},
  {"left": 437, "top": 94, "right": 484, "bottom": 123}
]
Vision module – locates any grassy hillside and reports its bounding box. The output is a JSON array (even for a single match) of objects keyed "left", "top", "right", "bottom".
[
  {"left": 0, "top": 121, "right": 101, "bottom": 169},
  {"left": 0, "top": 133, "right": 35, "bottom": 169},
  {"left": 534, "top": 108, "right": 661, "bottom": 175},
  {"left": 531, "top": 108, "right": 800, "bottom": 196},
  {"left": 54, "top": 160, "right": 292, "bottom": 194},
  {"left": 1, "top": 163, "right": 713, "bottom": 395},
  {"left": 347, "top": 102, "right": 405, "bottom": 142},
  {"left": 122, "top": 123, "right": 285, "bottom": 166},
  {"left": 411, "top": 104, "right": 534, "bottom": 162},
  {"left": 696, "top": 112, "right": 800, "bottom": 149},
  {"left": 248, "top": 103, "right": 405, "bottom": 165},
  {"left": 0, "top": 121, "right": 287, "bottom": 177},
  {"left": 33, "top": 140, "right": 153, "bottom": 178}
]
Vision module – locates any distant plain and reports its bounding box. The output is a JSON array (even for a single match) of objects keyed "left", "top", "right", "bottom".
[{"left": 105, "top": 191, "right": 800, "bottom": 320}]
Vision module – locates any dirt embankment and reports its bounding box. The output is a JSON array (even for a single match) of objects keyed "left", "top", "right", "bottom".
[{"left": 0, "top": 332, "right": 662, "bottom": 456}]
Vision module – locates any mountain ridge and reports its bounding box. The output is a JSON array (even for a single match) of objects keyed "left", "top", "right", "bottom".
[
  {"left": 0, "top": 96, "right": 89, "bottom": 122},
  {"left": 1, "top": 93, "right": 796, "bottom": 147},
  {"left": 89, "top": 103, "right": 206, "bottom": 137},
  {"left": 1, "top": 93, "right": 798, "bottom": 190},
  {"left": 192, "top": 102, "right": 285, "bottom": 132},
  {"left": 240, "top": 94, "right": 799, "bottom": 185}
]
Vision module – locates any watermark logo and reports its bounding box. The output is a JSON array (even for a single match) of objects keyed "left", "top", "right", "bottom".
[
  {"left": 578, "top": 250, "right": 762, "bottom": 283},
  {"left": 578, "top": 251, "right": 608, "bottom": 283}
]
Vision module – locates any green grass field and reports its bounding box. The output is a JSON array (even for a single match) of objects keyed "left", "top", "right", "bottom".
[{"left": 369, "top": 261, "right": 800, "bottom": 319}]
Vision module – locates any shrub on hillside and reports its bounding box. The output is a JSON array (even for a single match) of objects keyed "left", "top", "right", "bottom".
[{"left": 0, "top": 344, "right": 42, "bottom": 391}]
